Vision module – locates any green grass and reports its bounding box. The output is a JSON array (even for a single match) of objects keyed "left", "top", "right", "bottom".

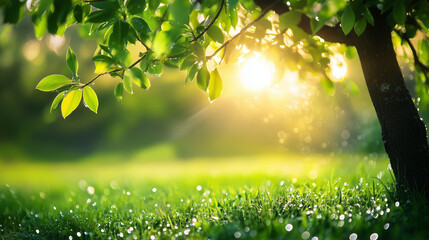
[{"left": 1, "top": 154, "right": 429, "bottom": 239}]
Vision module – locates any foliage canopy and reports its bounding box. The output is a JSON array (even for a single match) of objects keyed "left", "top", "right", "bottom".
[{"left": 1, "top": 0, "right": 429, "bottom": 117}]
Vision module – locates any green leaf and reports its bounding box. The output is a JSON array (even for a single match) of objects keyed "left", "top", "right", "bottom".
[
  {"left": 109, "top": 19, "right": 129, "bottom": 51},
  {"left": 33, "top": 15, "right": 48, "bottom": 39},
  {"left": 86, "top": 9, "right": 118, "bottom": 23},
  {"left": 170, "top": 0, "right": 190, "bottom": 25},
  {"left": 341, "top": 5, "right": 355, "bottom": 35},
  {"left": 343, "top": 78, "right": 359, "bottom": 95},
  {"left": 126, "top": 0, "right": 146, "bottom": 15},
  {"left": 393, "top": 2, "right": 406, "bottom": 26},
  {"left": 363, "top": 6, "right": 374, "bottom": 26},
  {"left": 229, "top": 0, "right": 238, "bottom": 8},
  {"left": 152, "top": 30, "right": 180, "bottom": 58},
  {"left": 126, "top": 68, "right": 150, "bottom": 89},
  {"left": 354, "top": 18, "right": 367, "bottom": 37},
  {"left": 148, "top": 61, "right": 163, "bottom": 75},
  {"left": 36, "top": 75, "right": 74, "bottom": 92},
  {"left": 418, "top": 39, "right": 429, "bottom": 64},
  {"left": 114, "top": 82, "right": 124, "bottom": 102},
  {"left": 208, "top": 68, "right": 223, "bottom": 101},
  {"left": 345, "top": 46, "right": 357, "bottom": 59},
  {"left": 123, "top": 74, "right": 134, "bottom": 94},
  {"left": 181, "top": 55, "right": 198, "bottom": 71},
  {"left": 66, "top": 48, "right": 78, "bottom": 76},
  {"left": 321, "top": 77, "right": 334, "bottom": 96},
  {"left": 50, "top": 91, "right": 66, "bottom": 113},
  {"left": 279, "top": 11, "right": 302, "bottom": 30},
  {"left": 131, "top": 17, "right": 151, "bottom": 34},
  {"left": 186, "top": 63, "right": 199, "bottom": 83},
  {"left": 197, "top": 64, "right": 210, "bottom": 91},
  {"left": 83, "top": 86, "right": 99, "bottom": 113},
  {"left": 73, "top": 5, "right": 83, "bottom": 23},
  {"left": 207, "top": 25, "right": 224, "bottom": 44},
  {"left": 61, "top": 89, "right": 82, "bottom": 118}
]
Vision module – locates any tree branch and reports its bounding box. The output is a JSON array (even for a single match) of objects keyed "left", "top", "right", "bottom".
[
  {"left": 80, "top": 54, "right": 147, "bottom": 88},
  {"left": 190, "top": 0, "right": 225, "bottom": 42},
  {"left": 395, "top": 30, "right": 429, "bottom": 73},
  {"left": 253, "top": 0, "right": 357, "bottom": 46},
  {"left": 207, "top": 0, "right": 280, "bottom": 60}
]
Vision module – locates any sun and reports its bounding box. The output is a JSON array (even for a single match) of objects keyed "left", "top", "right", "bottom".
[
  {"left": 239, "top": 54, "right": 276, "bottom": 92},
  {"left": 330, "top": 54, "right": 347, "bottom": 81}
]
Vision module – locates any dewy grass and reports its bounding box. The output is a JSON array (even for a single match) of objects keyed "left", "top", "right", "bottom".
[{"left": 1, "top": 154, "right": 428, "bottom": 239}]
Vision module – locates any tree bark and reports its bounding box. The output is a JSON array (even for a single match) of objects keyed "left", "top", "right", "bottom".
[{"left": 355, "top": 14, "right": 429, "bottom": 195}]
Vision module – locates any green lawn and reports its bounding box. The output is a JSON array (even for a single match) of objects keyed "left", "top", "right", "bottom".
[{"left": 1, "top": 154, "right": 428, "bottom": 239}]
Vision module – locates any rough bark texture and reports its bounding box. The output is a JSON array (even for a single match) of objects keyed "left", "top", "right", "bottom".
[{"left": 355, "top": 14, "right": 429, "bottom": 195}]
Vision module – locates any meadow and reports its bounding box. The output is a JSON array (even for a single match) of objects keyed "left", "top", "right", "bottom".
[{"left": 1, "top": 153, "right": 428, "bottom": 240}]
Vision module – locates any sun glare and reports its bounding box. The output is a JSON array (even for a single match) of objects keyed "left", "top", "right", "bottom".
[
  {"left": 240, "top": 55, "right": 276, "bottom": 92},
  {"left": 330, "top": 54, "right": 347, "bottom": 81}
]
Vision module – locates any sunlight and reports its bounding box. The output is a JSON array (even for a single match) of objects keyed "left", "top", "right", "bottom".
[
  {"left": 239, "top": 54, "right": 275, "bottom": 92},
  {"left": 330, "top": 54, "right": 347, "bottom": 81}
]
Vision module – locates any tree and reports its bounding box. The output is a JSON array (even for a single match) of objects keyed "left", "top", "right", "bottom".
[{"left": 2, "top": 0, "right": 429, "bottom": 195}]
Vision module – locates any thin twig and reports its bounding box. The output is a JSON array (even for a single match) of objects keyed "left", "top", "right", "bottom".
[
  {"left": 80, "top": 54, "right": 146, "bottom": 88},
  {"left": 190, "top": 0, "right": 225, "bottom": 42},
  {"left": 206, "top": 0, "right": 280, "bottom": 60}
]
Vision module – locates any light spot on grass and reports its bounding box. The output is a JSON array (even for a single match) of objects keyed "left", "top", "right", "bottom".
[
  {"left": 152, "top": 188, "right": 157, "bottom": 193},
  {"left": 196, "top": 185, "right": 202, "bottom": 191},
  {"left": 285, "top": 224, "right": 293, "bottom": 231},
  {"left": 234, "top": 231, "right": 242, "bottom": 238},
  {"left": 301, "top": 231, "right": 310, "bottom": 239},
  {"left": 184, "top": 229, "right": 190, "bottom": 235},
  {"left": 384, "top": 223, "right": 390, "bottom": 230},
  {"left": 395, "top": 201, "right": 400, "bottom": 207},
  {"left": 349, "top": 233, "right": 358, "bottom": 240},
  {"left": 370, "top": 233, "right": 378, "bottom": 240},
  {"left": 87, "top": 186, "right": 95, "bottom": 195},
  {"left": 36, "top": 229, "right": 39, "bottom": 234},
  {"left": 77, "top": 232, "right": 81, "bottom": 237}
]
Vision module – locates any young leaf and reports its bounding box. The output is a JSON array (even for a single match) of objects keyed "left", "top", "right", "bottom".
[
  {"left": 50, "top": 91, "right": 66, "bottom": 113},
  {"left": 61, "top": 89, "right": 82, "bottom": 118},
  {"left": 114, "top": 82, "right": 124, "bottom": 102},
  {"left": 83, "top": 86, "right": 99, "bottom": 113},
  {"left": 66, "top": 47, "right": 78, "bottom": 76},
  {"left": 123, "top": 75, "right": 134, "bottom": 94},
  {"left": 36, "top": 75, "right": 74, "bottom": 92},
  {"left": 341, "top": 5, "right": 355, "bottom": 35},
  {"left": 208, "top": 68, "right": 223, "bottom": 101},
  {"left": 197, "top": 64, "right": 210, "bottom": 91},
  {"left": 207, "top": 25, "right": 224, "bottom": 44},
  {"left": 279, "top": 11, "right": 302, "bottom": 30},
  {"left": 354, "top": 18, "right": 367, "bottom": 36}
]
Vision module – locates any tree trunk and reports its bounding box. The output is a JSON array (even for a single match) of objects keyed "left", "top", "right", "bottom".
[{"left": 355, "top": 15, "right": 429, "bottom": 195}]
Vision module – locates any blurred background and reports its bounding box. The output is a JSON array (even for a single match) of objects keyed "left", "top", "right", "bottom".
[{"left": 1, "top": 15, "right": 421, "bottom": 164}]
